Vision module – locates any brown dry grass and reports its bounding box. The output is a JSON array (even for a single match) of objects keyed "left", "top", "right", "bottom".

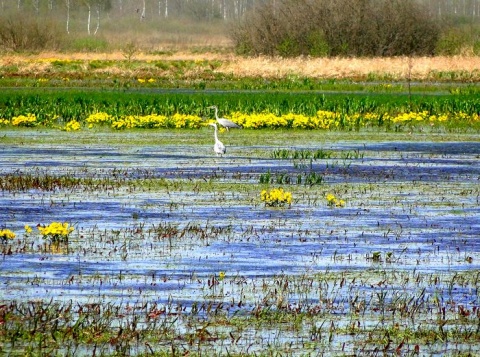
[
  {"left": 220, "top": 56, "right": 480, "bottom": 80},
  {"left": 1, "top": 51, "right": 479, "bottom": 80}
]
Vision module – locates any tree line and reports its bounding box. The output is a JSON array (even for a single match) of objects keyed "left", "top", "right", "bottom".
[
  {"left": 2, "top": 0, "right": 480, "bottom": 22},
  {"left": 231, "top": 0, "right": 480, "bottom": 56},
  {"left": 0, "top": 0, "right": 479, "bottom": 55}
]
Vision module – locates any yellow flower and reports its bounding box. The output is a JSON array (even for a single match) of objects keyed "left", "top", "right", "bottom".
[
  {"left": 218, "top": 271, "right": 226, "bottom": 281},
  {"left": 86, "top": 112, "right": 112, "bottom": 125},
  {"left": 11, "top": 114, "right": 37, "bottom": 127},
  {"left": 65, "top": 120, "right": 81, "bottom": 132},
  {"left": 25, "top": 225, "right": 32, "bottom": 233},
  {"left": 326, "top": 193, "right": 336, "bottom": 204},
  {"left": 0, "top": 229, "right": 16, "bottom": 241},
  {"left": 261, "top": 188, "right": 292, "bottom": 207},
  {"left": 38, "top": 222, "right": 74, "bottom": 243},
  {"left": 326, "top": 193, "right": 345, "bottom": 207}
]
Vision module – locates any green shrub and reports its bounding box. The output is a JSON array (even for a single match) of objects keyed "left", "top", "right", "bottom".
[
  {"left": 307, "top": 31, "right": 330, "bottom": 57},
  {"left": 276, "top": 37, "right": 301, "bottom": 57},
  {"left": 436, "top": 29, "right": 465, "bottom": 55}
]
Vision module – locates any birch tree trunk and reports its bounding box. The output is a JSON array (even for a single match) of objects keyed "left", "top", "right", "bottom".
[
  {"left": 140, "top": 0, "right": 146, "bottom": 20},
  {"left": 65, "top": 0, "right": 70, "bottom": 34},
  {"left": 87, "top": 3, "right": 91, "bottom": 35},
  {"left": 94, "top": 7, "right": 100, "bottom": 35}
]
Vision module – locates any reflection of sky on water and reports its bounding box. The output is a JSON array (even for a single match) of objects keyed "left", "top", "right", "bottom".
[{"left": 0, "top": 138, "right": 479, "bottom": 310}]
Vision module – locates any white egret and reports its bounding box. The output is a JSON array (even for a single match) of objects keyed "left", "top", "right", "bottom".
[
  {"left": 209, "top": 123, "right": 226, "bottom": 156},
  {"left": 207, "top": 106, "right": 242, "bottom": 131}
]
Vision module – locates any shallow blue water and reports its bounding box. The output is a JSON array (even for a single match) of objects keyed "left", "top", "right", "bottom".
[{"left": 1, "top": 136, "right": 479, "bottom": 312}]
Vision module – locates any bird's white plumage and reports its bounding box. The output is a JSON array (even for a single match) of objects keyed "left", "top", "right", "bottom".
[
  {"left": 209, "top": 123, "right": 226, "bottom": 156},
  {"left": 208, "top": 106, "right": 242, "bottom": 131}
]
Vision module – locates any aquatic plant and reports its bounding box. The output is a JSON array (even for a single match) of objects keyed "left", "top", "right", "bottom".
[
  {"left": 86, "top": 112, "right": 112, "bottom": 126},
  {"left": 326, "top": 193, "right": 345, "bottom": 207},
  {"left": 64, "top": 120, "right": 81, "bottom": 131},
  {"left": 11, "top": 113, "right": 37, "bottom": 127},
  {"left": 0, "top": 88, "right": 479, "bottom": 132},
  {"left": 38, "top": 222, "right": 74, "bottom": 243},
  {"left": 111, "top": 114, "right": 169, "bottom": 129},
  {"left": 0, "top": 229, "right": 16, "bottom": 243},
  {"left": 261, "top": 187, "right": 293, "bottom": 207}
]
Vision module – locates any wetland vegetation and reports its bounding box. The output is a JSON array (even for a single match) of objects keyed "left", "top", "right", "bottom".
[
  {"left": 1, "top": 123, "right": 479, "bottom": 356},
  {"left": 0, "top": 38, "right": 479, "bottom": 356}
]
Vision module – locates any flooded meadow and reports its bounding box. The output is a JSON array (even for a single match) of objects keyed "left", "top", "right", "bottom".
[{"left": 0, "top": 129, "right": 479, "bottom": 356}]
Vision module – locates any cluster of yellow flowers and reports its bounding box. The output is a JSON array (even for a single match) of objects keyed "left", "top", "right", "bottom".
[
  {"left": 38, "top": 222, "right": 74, "bottom": 243},
  {"left": 108, "top": 113, "right": 203, "bottom": 130},
  {"left": 387, "top": 111, "right": 430, "bottom": 123},
  {"left": 229, "top": 110, "right": 479, "bottom": 129},
  {"left": 111, "top": 114, "right": 167, "bottom": 129},
  {"left": 85, "top": 112, "right": 113, "bottom": 126},
  {"left": 65, "top": 120, "right": 81, "bottom": 131},
  {"left": 326, "top": 193, "right": 345, "bottom": 207},
  {"left": 0, "top": 224, "right": 74, "bottom": 245},
  {"left": 34, "top": 58, "right": 74, "bottom": 64},
  {"left": 1, "top": 110, "right": 478, "bottom": 131},
  {"left": 11, "top": 114, "right": 38, "bottom": 127},
  {"left": 137, "top": 78, "right": 156, "bottom": 83},
  {"left": 171, "top": 113, "right": 203, "bottom": 129},
  {"left": 261, "top": 188, "right": 293, "bottom": 207},
  {"left": 0, "top": 229, "right": 16, "bottom": 242}
]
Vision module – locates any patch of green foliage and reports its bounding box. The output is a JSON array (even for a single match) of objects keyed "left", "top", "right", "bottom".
[{"left": 0, "top": 89, "right": 479, "bottom": 125}]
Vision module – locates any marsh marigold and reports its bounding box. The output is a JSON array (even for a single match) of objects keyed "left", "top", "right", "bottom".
[
  {"left": 0, "top": 229, "right": 16, "bottom": 242},
  {"left": 261, "top": 188, "right": 292, "bottom": 207},
  {"left": 326, "top": 193, "right": 345, "bottom": 207},
  {"left": 38, "top": 222, "right": 74, "bottom": 243}
]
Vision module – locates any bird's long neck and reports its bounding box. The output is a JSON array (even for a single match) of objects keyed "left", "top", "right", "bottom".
[
  {"left": 214, "top": 107, "right": 219, "bottom": 119},
  {"left": 213, "top": 126, "right": 220, "bottom": 142}
]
